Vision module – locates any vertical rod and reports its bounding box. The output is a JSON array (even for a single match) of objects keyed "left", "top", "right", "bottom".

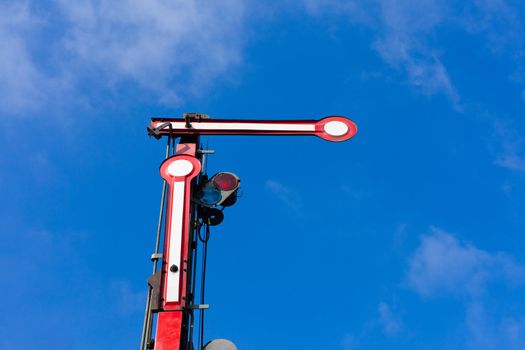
[{"left": 140, "top": 139, "right": 172, "bottom": 350}]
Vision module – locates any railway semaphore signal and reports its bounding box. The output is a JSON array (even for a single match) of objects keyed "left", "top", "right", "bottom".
[{"left": 140, "top": 113, "right": 357, "bottom": 350}]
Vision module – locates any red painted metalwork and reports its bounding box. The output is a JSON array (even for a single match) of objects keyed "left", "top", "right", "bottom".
[
  {"left": 175, "top": 143, "right": 197, "bottom": 156},
  {"left": 155, "top": 312, "right": 183, "bottom": 350},
  {"left": 146, "top": 114, "right": 358, "bottom": 349},
  {"left": 155, "top": 149, "right": 201, "bottom": 350},
  {"left": 148, "top": 116, "right": 358, "bottom": 142},
  {"left": 315, "top": 116, "right": 358, "bottom": 142}
]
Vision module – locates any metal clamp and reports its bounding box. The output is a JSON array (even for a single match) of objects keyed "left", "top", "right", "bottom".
[
  {"left": 184, "top": 112, "right": 210, "bottom": 128},
  {"left": 147, "top": 122, "right": 173, "bottom": 139},
  {"left": 186, "top": 304, "right": 210, "bottom": 310},
  {"left": 197, "top": 149, "right": 215, "bottom": 154},
  {"left": 150, "top": 253, "right": 163, "bottom": 261}
]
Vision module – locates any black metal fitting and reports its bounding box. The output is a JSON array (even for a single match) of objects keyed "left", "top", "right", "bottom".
[
  {"left": 147, "top": 122, "right": 173, "bottom": 139},
  {"left": 198, "top": 207, "right": 224, "bottom": 226},
  {"left": 183, "top": 112, "right": 210, "bottom": 128}
]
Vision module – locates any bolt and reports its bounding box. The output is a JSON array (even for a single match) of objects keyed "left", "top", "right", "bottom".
[{"left": 170, "top": 264, "right": 178, "bottom": 273}]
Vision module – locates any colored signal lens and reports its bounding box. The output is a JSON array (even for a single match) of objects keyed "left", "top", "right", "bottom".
[
  {"left": 198, "top": 188, "right": 222, "bottom": 205},
  {"left": 213, "top": 173, "right": 239, "bottom": 191}
]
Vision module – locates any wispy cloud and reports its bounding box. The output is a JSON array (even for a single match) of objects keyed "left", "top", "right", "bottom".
[
  {"left": 265, "top": 179, "right": 302, "bottom": 212},
  {"left": 407, "top": 227, "right": 525, "bottom": 349},
  {"left": 0, "top": 2, "right": 55, "bottom": 116},
  {"left": 373, "top": 0, "right": 460, "bottom": 107},
  {"left": 0, "top": 227, "right": 144, "bottom": 349},
  {"left": 493, "top": 120, "right": 525, "bottom": 173},
  {"left": 304, "top": 0, "right": 459, "bottom": 105},
  {"left": 465, "top": 300, "right": 525, "bottom": 349},
  {"left": 341, "top": 333, "right": 360, "bottom": 350},
  {"left": 377, "top": 301, "right": 403, "bottom": 337},
  {"left": 0, "top": 0, "right": 246, "bottom": 117},
  {"left": 338, "top": 301, "right": 405, "bottom": 349},
  {"left": 111, "top": 280, "right": 146, "bottom": 316},
  {"left": 58, "top": 0, "right": 245, "bottom": 104},
  {"left": 462, "top": 0, "right": 524, "bottom": 57},
  {"left": 304, "top": 0, "right": 525, "bottom": 109},
  {"left": 407, "top": 226, "right": 524, "bottom": 297}
]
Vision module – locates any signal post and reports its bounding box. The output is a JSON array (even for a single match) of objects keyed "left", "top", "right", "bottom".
[{"left": 141, "top": 113, "right": 357, "bottom": 350}]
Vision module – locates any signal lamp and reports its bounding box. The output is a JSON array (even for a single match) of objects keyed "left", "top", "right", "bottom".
[
  {"left": 213, "top": 172, "right": 239, "bottom": 191},
  {"left": 197, "top": 187, "right": 222, "bottom": 206},
  {"left": 194, "top": 172, "right": 240, "bottom": 208}
]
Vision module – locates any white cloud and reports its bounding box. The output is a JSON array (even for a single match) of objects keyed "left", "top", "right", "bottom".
[
  {"left": 341, "top": 333, "right": 360, "bottom": 350},
  {"left": 462, "top": 0, "right": 523, "bottom": 55},
  {"left": 304, "top": 0, "right": 525, "bottom": 108},
  {"left": 58, "top": 0, "right": 245, "bottom": 104},
  {"left": 407, "top": 227, "right": 525, "bottom": 349},
  {"left": 407, "top": 226, "right": 524, "bottom": 297},
  {"left": 465, "top": 302, "right": 525, "bottom": 350},
  {"left": 338, "top": 301, "right": 404, "bottom": 348},
  {"left": 377, "top": 302, "right": 403, "bottom": 336},
  {"left": 0, "top": 2, "right": 53, "bottom": 115},
  {"left": 374, "top": 0, "right": 460, "bottom": 107},
  {"left": 304, "top": 0, "right": 459, "bottom": 105},
  {"left": 0, "top": 0, "right": 246, "bottom": 117},
  {"left": 493, "top": 120, "right": 525, "bottom": 173},
  {"left": 265, "top": 179, "right": 302, "bottom": 212},
  {"left": 305, "top": 0, "right": 525, "bottom": 173},
  {"left": 304, "top": 0, "right": 376, "bottom": 24},
  {"left": 338, "top": 226, "right": 523, "bottom": 348},
  {"left": 111, "top": 280, "right": 146, "bottom": 316}
]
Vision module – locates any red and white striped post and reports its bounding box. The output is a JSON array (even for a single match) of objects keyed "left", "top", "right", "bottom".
[
  {"left": 148, "top": 116, "right": 357, "bottom": 142},
  {"left": 154, "top": 144, "right": 201, "bottom": 350},
  {"left": 147, "top": 115, "right": 357, "bottom": 350}
]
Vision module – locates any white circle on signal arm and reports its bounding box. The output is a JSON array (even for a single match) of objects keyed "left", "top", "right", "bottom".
[
  {"left": 324, "top": 120, "right": 349, "bottom": 136},
  {"left": 167, "top": 159, "right": 194, "bottom": 176}
]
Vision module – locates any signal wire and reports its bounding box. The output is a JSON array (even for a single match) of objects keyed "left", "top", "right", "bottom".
[
  {"left": 197, "top": 223, "right": 210, "bottom": 349},
  {"left": 187, "top": 221, "right": 201, "bottom": 349}
]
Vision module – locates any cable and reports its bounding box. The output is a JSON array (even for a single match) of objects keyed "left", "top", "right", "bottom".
[
  {"left": 198, "top": 224, "right": 210, "bottom": 350},
  {"left": 188, "top": 221, "right": 201, "bottom": 349},
  {"left": 198, "top": 220, "right": 210, "bottom": 242}
]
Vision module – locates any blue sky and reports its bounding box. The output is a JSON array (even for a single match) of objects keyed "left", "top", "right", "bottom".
[{"left": 2, "top": 1, "right": 525, "bottom": 349}]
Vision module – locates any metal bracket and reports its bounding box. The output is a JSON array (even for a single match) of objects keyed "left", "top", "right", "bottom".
[
  {"left": 185, "top": 304, "right": 210, "bottom": 310},
  {"left": 197, "top": 149, "right": 215, "bottom": 154},
  {"left": 162, "top": 304, "right": 210, "bottom": 312},
  {"left": 150, "top": 253, "right": 163, "bottom": 261},
  {"left": 184, "top": 112, "right": 210, "bottom": 128},
  {"left": 147, "top": 271, "right": 162, "bottom": 312},
  {"left": 147, "top": 122, "right": 173, "bottom": 139}
]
